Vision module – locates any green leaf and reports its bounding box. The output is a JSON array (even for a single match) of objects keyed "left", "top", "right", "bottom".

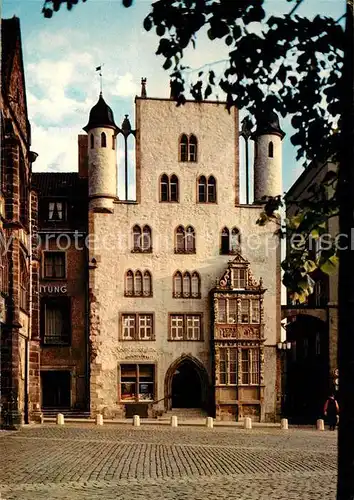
[
  {"left": 303, "top": 260, "right": 317, "bottom": 273},
  {"left": 320, "top": 254, "right": 339, "bottom": 275}
]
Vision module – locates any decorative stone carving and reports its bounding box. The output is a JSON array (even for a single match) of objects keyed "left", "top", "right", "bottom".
[
  {"left": 219, "top": 268, "right": 230, "bottom": 288},
  {"left": 116, "top": 346, "right": 158, "bottom": 360}
]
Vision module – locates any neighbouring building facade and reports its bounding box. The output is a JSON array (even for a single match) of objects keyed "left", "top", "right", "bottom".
[
  {"left": 0, "top": 16, "right": 41, "bottom": 428},
  {"left": 282, "top": 159, "right": 338, "bottom": 423}
]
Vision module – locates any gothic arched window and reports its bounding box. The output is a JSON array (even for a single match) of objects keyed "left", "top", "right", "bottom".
[
  {"left": 175, "top": 226, "right": 185, "bottom": 253},
  {"left": 142, "top": 225, "right": 152, "bottom": 252},
  {"left": 132, "top": 225, "right": 142, "bottom": 252},
  {"left": 170, "top": 175, "right": 179, "bottom": 202},
  {"left": 134, "top": 270, "right": 143, "bottom": 296},
  {"left": 230, "top": 227, "right": 241, "bottom": 253},
  {"left": 180, "top": 134, "right": 188, "bottom": 162},
  {"left": 183, "top": 272, "right": 191, "bottom": 297},
  {"left": 112, "top": 135, "right": 116, "bottom": 150},
  {"left": 198, "top": 176, "right": 207, "bottom": 202},
  {"left": 221, "top": 227, "right": 230, "bottom": 255},
  {"left": 207, "top": 176, "right": 216, "bottom": 203},
  {"left": 160, "top": 174, "right": 169, "bottom": 202},
  {"left": 189, "top": 135, "right": 198, "bottom": 162},
  {"left": 125, "top": 270, "right": 134, "bottom": 296},
  {"left": 143, "top": 270, "right": 152, "bottom": 296},
  {"left": 191, "top": 272, "right": 201, "bottom": 298},
  {"left": 268, "top": 141, "right": 274, "bottom": 158},
  {"left": 185, "top": 226, "right": 195, "bottom": 253},
  {"left": 90, "top": 133, "right": 94, "bottom": 149},
  {"left": 173, "top": 271, "right": 183, "bottom": 297},
  {"left": 101, "top": 132, "right": 107, "bottom": 148}
]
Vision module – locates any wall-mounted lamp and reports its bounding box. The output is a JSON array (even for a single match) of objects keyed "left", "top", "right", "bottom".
[{"left": 277, "top": 341, "right": 292, "bottom": 351}]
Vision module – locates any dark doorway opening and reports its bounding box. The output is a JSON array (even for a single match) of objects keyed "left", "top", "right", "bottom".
[
  {"left": 171, "top": 360, "right": 202, "bottom": 408},
  {"left": 41, "top": 371, "right": 71, "bottom": 408}
]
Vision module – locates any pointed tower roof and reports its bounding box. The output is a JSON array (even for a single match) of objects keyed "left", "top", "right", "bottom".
[
  {"left": 83, "top": 93, "right": 118, "bottom": 132},
  {"left": 254, "top": 110, "right": 285, "bottom": 139}
]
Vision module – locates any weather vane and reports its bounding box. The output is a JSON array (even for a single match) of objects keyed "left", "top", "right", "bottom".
[{"left": 96, "top": 64, "right": 104, "bottom": 94}]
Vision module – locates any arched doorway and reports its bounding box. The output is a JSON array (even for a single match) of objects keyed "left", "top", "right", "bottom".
[{"left": 165, "top": 355, "right": 209, "bottom": 410}]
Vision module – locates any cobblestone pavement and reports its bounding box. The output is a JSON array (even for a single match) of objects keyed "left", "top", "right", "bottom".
[{"left": 0, "top": 425, "right": 337, "bottom": 499}]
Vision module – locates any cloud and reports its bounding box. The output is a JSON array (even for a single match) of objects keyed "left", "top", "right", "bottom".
[
  {"left": 111, "top": 72, "right": 139, "bottom": 98},
  {"left": 31, "top": 124, "right": 79, "bottom": 173}
]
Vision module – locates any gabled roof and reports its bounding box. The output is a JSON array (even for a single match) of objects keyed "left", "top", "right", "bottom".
[{"left": 32, "top": 172, "right": 87, "bottom": 198}]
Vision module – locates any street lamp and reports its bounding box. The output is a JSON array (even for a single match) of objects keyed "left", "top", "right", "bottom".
[{"left": 239, "top": 116, "right": 253, "bottom": 205}]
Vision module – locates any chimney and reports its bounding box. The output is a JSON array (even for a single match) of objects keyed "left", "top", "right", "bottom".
[{"left": 78, "top": 134, "right": 88, "bottom": 178}]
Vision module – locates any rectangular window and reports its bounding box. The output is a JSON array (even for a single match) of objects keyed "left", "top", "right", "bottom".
[
  {"left": 120, "top": 364, "right": 155, "bottom": 402},
  {"left": 170, "top": 314, "right": 202, "bottom": 340},
  {"left": 251, "top": 299, "right": 260, "bottom": 323},
  {"left": 218, "top": 298, "right": 227, "bottom": 323},
  {"left": 171, "top": 315, "right": 184, "bottom": 340},
  {"left": 228, "top": 298, "right": 237, "bottom": 323},
  {"left": 122, "top": 314, "right": 136, "bottom": 339},
  {"left": 241, "top": 349, "right": 259, "bottom": 385},
  {"left": 217, "top": 347, "right": 238, "bottom": 385},
  {"left": 43, "top": 252, "right": 66, "bottom": 279},
  {"left": 41, "top": 298, "right": 71, "bottom": 345},
  {"left": 139, "top": 314, "right": 153, "bottom": 340},
  {"left": 121, "top": 313, "right": 154, "bottom": 340},
  {"left": 186, "top": 315, "right": 200, "bottom": 340},
  {"left": 48, "top": 201, "right": 65, "bottom": 221},
  {"left": 232, "top": 268, "right": 246, "bottom": 289},
  {"left": 241, "top": 299, "right": 249, "bottom": 323}
]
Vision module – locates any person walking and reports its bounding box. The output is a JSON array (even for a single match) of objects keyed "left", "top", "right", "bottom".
[{"left": 324, "top": 394, "right": 339, "bottom": 430}]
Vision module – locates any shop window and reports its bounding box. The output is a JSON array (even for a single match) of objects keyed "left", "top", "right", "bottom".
[{"left": 120, "top": 364, "right": 155, "bottom": 402}]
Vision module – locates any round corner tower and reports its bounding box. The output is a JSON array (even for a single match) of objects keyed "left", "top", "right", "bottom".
[
  {"left": 83, "top": 93, "right": 118, "bottom": 213},
  {"left": 253, "top": 110, "right": 285, "bottom": 203}
]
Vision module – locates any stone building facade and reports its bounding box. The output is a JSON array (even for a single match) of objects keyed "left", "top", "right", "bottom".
[
  {"left": 282, "top": 159, "right": 338, "bottom": 423},
  {"left": 85, "top": 91, "right": 283, "bottom": 421},
  {"left": 0, "top": 16, "right": 40, "bottom": 428}
]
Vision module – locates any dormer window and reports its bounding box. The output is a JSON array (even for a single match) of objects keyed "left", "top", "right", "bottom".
[
  {"left": 48, "top": 201, "right": 65, "bottom": 221},
  {"left": 231, "top": 268, "right": 246, "bottom": 289}
]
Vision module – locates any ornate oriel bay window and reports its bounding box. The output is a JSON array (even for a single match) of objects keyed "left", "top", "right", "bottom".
[{"left": 212, "top": 254, "right": 266, "bottom": 422}]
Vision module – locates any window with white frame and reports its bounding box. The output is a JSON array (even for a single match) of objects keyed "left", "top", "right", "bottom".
[
  {"left": 232, "top": 268, "right": 246, "bottom": 289},
  {"left": 251, "top": 299, "right": 260, "bottom": 323},
  {"left": 121, "top": 313, "right": 154, "bottom": 340},
  {"left": 170, "top": 314, "right": 202, "bottom": 340},
  {"left": 240, "top": 299, "right": 250, "bottom": 323}
]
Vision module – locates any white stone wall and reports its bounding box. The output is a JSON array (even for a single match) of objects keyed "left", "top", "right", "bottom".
[
  {"left": 254, "top": 134, "right": 282, "bottom": 201},
  {"left": 88, "top": 126, "right": 117, "bottom": 199},
  {"left": 89, "top": 99, "right": 280, "bottom": 419}
]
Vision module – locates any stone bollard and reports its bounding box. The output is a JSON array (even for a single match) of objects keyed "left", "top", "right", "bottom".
[
  {"left": 133, "top": 415, "right": 140, "bottom": 427},
  {"left": 317, "top": 419, "right": 325, "bottom": 431},
  {"left": 56, "top": 413, "right": 64, "bottom": 425},
  {"left": 96, "top": 414, "right": 103, "bottom": 426},
  {"left": 171, "top": 415, "right": 178, "bottom": 427},
  {"left": 206, "top": 417, "right": 213, "bottom": 428},
  {"left": 40, "top": 413, "right": 44, "bottom": 425},
  {"left": 244, "top": 417, "right": 252, "bottom": 429},
  {"left": 280, "top": 418, "right": 288, "bottom": 430}
]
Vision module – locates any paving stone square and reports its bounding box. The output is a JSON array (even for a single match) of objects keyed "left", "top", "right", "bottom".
[{"left": 0, "top": 424, "right": 337, "bottom": 499}]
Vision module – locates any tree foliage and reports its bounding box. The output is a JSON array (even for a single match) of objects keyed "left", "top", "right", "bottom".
[{"left": 42, "top": 0, "right": 346, "bottom": 303}]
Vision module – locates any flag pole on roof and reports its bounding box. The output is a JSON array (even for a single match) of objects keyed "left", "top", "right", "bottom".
[{"left": 96, "top": 64, "right": 104, "bottom": 95}]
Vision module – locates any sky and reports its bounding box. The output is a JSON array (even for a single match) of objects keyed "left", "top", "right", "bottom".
[{"left": 2, "top": 0, "right": 346, "bottom": 201}]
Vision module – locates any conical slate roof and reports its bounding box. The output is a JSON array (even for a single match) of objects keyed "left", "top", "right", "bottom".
[
  {"left": 83, "top": 93, "right": 118, "bottom": 132},
  {"left": 255, "top": 110, "right": 285, "bottom": 139}
]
